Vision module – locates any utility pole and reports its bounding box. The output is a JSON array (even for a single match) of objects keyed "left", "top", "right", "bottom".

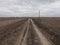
[{"left": 39, "top": 10, "right": 40, "bottom": 17}]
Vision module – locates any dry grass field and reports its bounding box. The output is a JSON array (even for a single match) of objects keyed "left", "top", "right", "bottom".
[
  {"left": 33, "top": 17, "right": 60, "bottom": 45},
  {"left": 0, "top": 17, "right": 60, "bottom": 45},
  {"left": 0, "top": 18, "right": 26, "bottom": 27},
  {"left": 0, "top": 18, "right": 28, "bottom": 45}
]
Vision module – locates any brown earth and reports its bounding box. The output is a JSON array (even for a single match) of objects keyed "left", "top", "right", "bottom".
[
  {"left": 0, "top": 17, "right": 60, "bottom": 45},
  {"left": 32, "top": 17, "right": 60, "bottom": 45}
]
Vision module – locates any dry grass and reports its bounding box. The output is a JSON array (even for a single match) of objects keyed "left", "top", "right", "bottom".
[
  {"left": 0, "top": 18, "right": 27, "bottom": 45},
  {"left": 32, "top": 17, "right": 60, "bottom": 45},
  {"left": 0, "top": 17, "right": 60, "bottom": 45},
  {"left": 0, "top": 18, "right": 25, "bottom": 27}
]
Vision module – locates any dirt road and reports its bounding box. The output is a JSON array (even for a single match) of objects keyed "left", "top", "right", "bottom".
[
  {"left": 0, "top": 19, "right": 54, "bottom": 45},
  {"left": 30, "top": 19, "right": 54, "bottom": 45}
]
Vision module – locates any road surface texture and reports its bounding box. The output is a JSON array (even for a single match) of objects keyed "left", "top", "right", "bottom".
[{"left": 0, "top": 18, "right": 56, "bottom": 45}]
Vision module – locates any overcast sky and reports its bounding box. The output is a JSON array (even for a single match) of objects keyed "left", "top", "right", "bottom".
[{"left": 0, "top": 0, "right": 60, "bottom": 17}]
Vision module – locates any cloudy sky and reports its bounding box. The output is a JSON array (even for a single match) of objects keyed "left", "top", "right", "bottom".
[{"left": 0, "top": 0, "right": 60, "bottom": 17}]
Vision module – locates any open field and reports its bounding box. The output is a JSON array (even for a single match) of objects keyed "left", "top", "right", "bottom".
[
  {"left": 33, "top": 17, "right": 60, "bottom": 45},
  {"left": 0, "top": 17, "right": 60, "bottom": 45}
]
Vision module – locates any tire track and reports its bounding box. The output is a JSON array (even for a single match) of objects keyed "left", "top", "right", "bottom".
[
  {"left": 30, "top": 19, "right": 54, "bottom": 45},
  {"left": 20, "top": 19, "right": 30, "bottom": 45},
  {"left": 15, "top": 19, "right": 30, "bottom": 45},
  {"left": 27, "top": 19, "right": 41, "bottom": 45}
]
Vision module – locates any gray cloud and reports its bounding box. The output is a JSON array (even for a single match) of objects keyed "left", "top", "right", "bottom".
[{"left": 0, "top": 0, "right": 60, "bottom": 17}]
